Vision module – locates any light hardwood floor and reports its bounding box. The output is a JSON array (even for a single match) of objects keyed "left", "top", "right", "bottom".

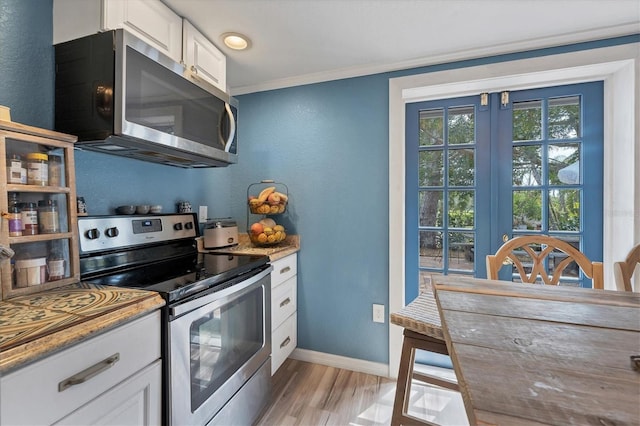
[{"left": 255, "top": 359, "right": 468, "bottom": 426}]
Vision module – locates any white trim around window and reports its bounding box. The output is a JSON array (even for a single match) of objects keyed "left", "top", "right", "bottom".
[{"left": 388, "top": 43, "right": 639, "bottom": 378}]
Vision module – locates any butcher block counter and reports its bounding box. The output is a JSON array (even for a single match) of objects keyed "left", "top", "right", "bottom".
[
  {"left": 201, "top": 234, "right": 300, "bottom": 261},
  {"left": 0, "top": 282, "right": 164, "bottom": 374}
]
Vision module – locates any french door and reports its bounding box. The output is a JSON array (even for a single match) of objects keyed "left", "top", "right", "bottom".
[{"left": 405, "top": 82, "right": 603, "bottom": 302}]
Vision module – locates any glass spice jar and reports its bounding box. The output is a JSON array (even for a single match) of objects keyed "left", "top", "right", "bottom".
[
  {"left": 38, "top": 199, "right": 60, "bottom": 234},
  {"left": 47, "top": 240, "right": 66, "bottom": 281},
  {"left": 21, "top": 202, "right": 38, "bottom": 235},
  {"left": 6, "top": 154, "right": 27, "bottom": 184},
  {"left": 7, "top": 204, "right": 22, "bottom": 237},
  {"left": 27, "top": 152, "right": 48, "bottom": 186},
  {"left": 48, "top": 154, "right": 62, "bottom": 186}
]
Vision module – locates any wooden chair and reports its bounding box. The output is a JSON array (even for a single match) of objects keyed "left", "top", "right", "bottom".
[
  {"left": 614, "top": 244, "right": 640, "bottom": 292},
  {"left": 486, "top": 235, "right": 604, "bottom": 289},
  {"left": 390, "top": 289, "right": 459, "bottom": 426}
]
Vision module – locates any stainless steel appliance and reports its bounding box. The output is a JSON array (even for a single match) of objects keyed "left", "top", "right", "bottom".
[
  {"left": 203, "top": 218, "right": 239, "bottom": 249},
  {"left": 54, "top": 30, "right": 238, "bottom": 168},
  {"left": 78, "top": 214, "right": 271, "bottom": 426}
]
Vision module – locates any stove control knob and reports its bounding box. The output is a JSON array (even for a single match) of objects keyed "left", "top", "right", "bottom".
[
  {"left": 184, "top": 222, "right": 194, "bottom": 230},
  {"left": 105, "top": 227, "right": 119, "bottom": 238},
  {"left": 85, "top": 228, "right": 100, "bottom": 240},
  {"left": 174, "top": 223, "right": 183, "bottom": 231}
]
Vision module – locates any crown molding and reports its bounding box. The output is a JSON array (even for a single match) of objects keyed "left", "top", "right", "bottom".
[{"left": 230, "top": 22, "right": 639, "bottom": 96}]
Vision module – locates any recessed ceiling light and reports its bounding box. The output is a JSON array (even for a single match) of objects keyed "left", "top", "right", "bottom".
[{"left": 221, "top": 32, "right": 251, "bottom": 50}]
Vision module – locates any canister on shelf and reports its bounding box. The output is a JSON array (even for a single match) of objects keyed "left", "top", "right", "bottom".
[
  {"left": 6, "top": 154, "right": 27, "bottom": 184},
  {"left": 15, "top": 257, "right": 47, "bottom": 287},
  {"left": 6, "top": 204, "right": 22, "bottom": 237},
  {"left": 48, "top": 154, "right": 62, "bottom": 186},
  {"left": 26, "top": 152, "right": 48, "bottom": 186},
  {"left": 21, "top": 202, "right": 38, "bottom": 235},
  {"left": 47, "top": 241, "right": 66, "bottom": 281},
  {"left": 38, "top": 199, "right": 60, "bottom": 233}
]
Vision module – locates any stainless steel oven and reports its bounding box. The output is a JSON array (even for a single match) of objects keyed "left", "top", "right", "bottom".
[
  {"left": 170, "top": 265, "right": 270, "bottom": 426},
  {"left": 78, "top": 214, "right": 272, "bottom": 426}
]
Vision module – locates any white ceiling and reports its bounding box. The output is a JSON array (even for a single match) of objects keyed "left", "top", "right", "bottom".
[{"left": 163, "top": 0, "right": 640, "bottom": 95}]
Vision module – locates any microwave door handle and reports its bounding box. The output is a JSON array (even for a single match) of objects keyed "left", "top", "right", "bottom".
[{"left": 223, "top": 103, "right": 236, "bottom": 152}]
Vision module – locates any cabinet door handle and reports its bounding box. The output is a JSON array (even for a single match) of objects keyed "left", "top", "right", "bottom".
[
  {"left": 58, "top": 353, "right": 120, "bottom": 392},
  {"left": 280, "top": 336, "right": 291, "bottom": 349},
  {"left": 279, "top": 266, "right": 291, "bottom": 274},
  {"left": 279, "top": 297, "right": 291, "bottom": 308}
]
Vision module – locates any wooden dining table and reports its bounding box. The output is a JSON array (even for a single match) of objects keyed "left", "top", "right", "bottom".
[{"left": 432, "top": 275, "right": 640, "bottom": 426}]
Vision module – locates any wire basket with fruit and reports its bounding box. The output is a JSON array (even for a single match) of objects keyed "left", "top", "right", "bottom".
[
  {"left": 249, "top": 218, "right": 287, "bottom": 246},
  {"left": 247, "top": 182, "right": 288, "bottom": 214}
]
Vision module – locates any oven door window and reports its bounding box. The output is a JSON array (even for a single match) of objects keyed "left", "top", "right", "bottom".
[{"left": 189, "top": 285, "right": 264, "bottom": 411}]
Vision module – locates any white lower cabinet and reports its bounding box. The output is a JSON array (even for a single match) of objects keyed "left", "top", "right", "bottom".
[
  {"left": 56, "top": 360, "right": 161, "bottom": 426},
  {"left": 270, "top": 253, "right": 298, "bottom": 374},
  {"left": 0, "top": 311, "right": 161, "bottom": 426}
]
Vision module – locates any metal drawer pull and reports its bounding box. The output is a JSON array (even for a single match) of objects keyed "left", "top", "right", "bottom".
[
  {"left": 280, "top": 337, "right": 291, "bottom": 348},
  {"left": 279, "top": 266, "right": 291, "bottom": 274},
  {"left": 279, "top": 297, "right": 291, "bottom": 307},
  {"left": 58, "top": 353, "right": 120, "bottom": 392}
]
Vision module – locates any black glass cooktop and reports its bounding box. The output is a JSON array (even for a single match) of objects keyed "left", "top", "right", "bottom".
[{"left": 82, "top": 252, "right": 269, "bottom": 303}]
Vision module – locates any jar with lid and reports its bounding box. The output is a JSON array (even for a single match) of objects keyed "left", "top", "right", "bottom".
[
  {"left": 6, "top": 204, "right": 22, "bottom": 237},
  {"left": 48, "top": 154, "right": 62, "bottom": 186},
  {"left": 38, "top": 199, "right": 60, "bottom": 234},
  {"left": 21, "top": 202, "right": 38, "bottom": 235},
  {"left": 15, "top": 257, "right": 47, "bottom": 288},
  {"left": 47, "top": 240, "right": 66, "bottom": 281},
  {"left": 6, "top": 154, "right": 27, "bottom": 184},
  {"left": 26, "top": 152, "right": 48, "bottom": 186}
]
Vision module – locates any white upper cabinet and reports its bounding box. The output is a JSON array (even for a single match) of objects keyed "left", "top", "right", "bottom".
[
  {"left": 102, "top": 0, "right": 183, "bottom": 62},
  {"left": 54, "top": 0, "right": 182, "bottom": 63},
  {"left": 183, "top": 19, "right": 227, "bottom": 92},
  {"left": 54, "top": 0, "right": 226, "bottom": 91}
]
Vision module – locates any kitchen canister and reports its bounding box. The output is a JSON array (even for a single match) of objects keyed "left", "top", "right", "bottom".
[
  {"left": 47, "top": 241, "right": 66, "bottom": 281},
  {"left": 6, "top": 154, "right": 27, "bottom": 184},
  {"left": 38, "top": 199, "right": 60, "bottom": 233},
  {"left": 48, "top": 154, "right": 62, "bottom": 186},
  {"left": 26, "top": 152, "right": 48, "bottom": 186},
  {"left": 15, "top": 257, "right": 47, "bottom": 287},
  {"left": 177, "top": 201, "right": 192, "bottom": 213},
  {"left": 20, "top": 202, "right": 38, "bottom": 235},
  {"left": 6, "top": 204, "right": 22, "bottom": 237}
]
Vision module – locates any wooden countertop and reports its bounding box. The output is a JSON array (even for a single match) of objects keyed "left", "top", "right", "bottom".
[
  {"left": 201, "top": 234, "right": 300, "bottom": 261},
  {"left": 433, "top": 275, "right": 640, "bottom": 425},
  {"left": 0, "top": 282, "right": 164, "bottom": 374}
]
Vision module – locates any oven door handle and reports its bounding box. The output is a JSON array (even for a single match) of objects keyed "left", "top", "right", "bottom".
[{"left": 170, "top": 266, "right": 272, "bottom": 318}]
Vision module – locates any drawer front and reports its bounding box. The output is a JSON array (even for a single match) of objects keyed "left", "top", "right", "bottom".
[
  {"left": 271, "top": 275, "right": 297, "bottom": 331},
  {"left": 272, "top": 312, "right": 297, "bottom": 375},
  {"left": 0, "top": 311, "right": 161, "bottom": 426},
  {"left": 270, "top": 253, "right": 297, "bottom": 289}
]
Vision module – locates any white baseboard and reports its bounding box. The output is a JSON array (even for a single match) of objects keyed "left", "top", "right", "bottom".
[{"left": 289, "top": 348, "right": 390, "bottom": 378}]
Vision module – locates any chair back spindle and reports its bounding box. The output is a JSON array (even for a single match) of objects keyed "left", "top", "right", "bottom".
[{"left": 486, "top": 235, "right": 603, "bottom": 289}]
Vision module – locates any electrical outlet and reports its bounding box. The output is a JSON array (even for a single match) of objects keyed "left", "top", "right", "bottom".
[
  {"left": 373, "top": 304, "right": 385, "bottom": 323},
  {"left": 198, "top": 206, "right": 208, "bottom": 223}
]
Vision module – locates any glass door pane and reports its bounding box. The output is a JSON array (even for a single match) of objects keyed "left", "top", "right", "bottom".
[
  {"left": 406, "top": 97, "right": 490, "bottom": 302},
  {"left": 406, "top": 82, "right": 603, "bottom": 300},
  {"left": 496, "top": 83, "right": 603, "bottom": 286}
]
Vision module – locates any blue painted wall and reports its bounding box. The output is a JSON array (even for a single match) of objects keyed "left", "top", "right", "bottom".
[
  {"left": 230, "top": 77, "right": 391, "bottom": 360},
  {"left": 1, "top": 1, "right": 638, "bottom": 365}
]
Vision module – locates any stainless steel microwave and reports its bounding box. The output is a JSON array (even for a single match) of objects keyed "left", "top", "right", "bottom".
[{"left": 55, "top": 29, "right": 237, "bottom": 168}]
